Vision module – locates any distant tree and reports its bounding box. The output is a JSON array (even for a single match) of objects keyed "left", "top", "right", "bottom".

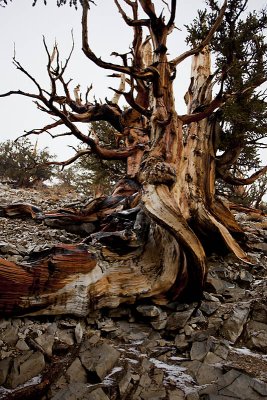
[
  {"left": 53, "top": 121, "right": 126, "bottom": 195},
  {"left": 0, "top": 138, "right": 55, "bottom": 187},
  {"left": 74, "top": 121, "right": 126, "bottom": 194}
]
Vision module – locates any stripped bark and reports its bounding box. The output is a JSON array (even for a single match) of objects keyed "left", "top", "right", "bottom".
[{"left": 0, "top": 0, "right": 259, "bottom": 316}]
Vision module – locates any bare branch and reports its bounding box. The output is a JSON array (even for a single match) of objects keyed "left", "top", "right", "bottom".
[
  {"left": 167, "top": 0, "right": 176, "bottom": 28},
  {"left": 138, "top": 0, "right": 157, "bottom": 20},
  {"left": 0, "top": 90, "right": 41, "bottom": 100},
  {"left": 218, "top": 166, "right": 267, "bottom": 186},
  {"left": 179, "top": 94, "right": 223, "bottom": 124},
  {"left": 45, "top": 149, "right": 92, "bottom": 168},
  {"left": 12, "top": 58, "right": 44, "bottom": 95},
  {"left": 171, "top": 0, "right": 227, "bottom": 66},
  {"left": 82, "top": 0, "right": 131, "bottom": 76},
  {"left": 109, "top": 87, "right": 151, "bottom": 117},
  {"left": 114, "top": 0, "right": 149, "bottom": 27}
]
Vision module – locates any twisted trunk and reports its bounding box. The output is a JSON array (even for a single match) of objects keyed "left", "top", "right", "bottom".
[{"left": 0, "top": 48, "right": 249, "bottom": 317}]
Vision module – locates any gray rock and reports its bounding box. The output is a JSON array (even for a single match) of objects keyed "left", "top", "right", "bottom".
[
  {"left": 150, "top": 318, "right": 167, "bottom": 330},
  {"left": 218, "top": 370, "right": 266, "bottom": 400},
  {"left": 195, "top": 363, "right": 223, "bottom": 386},
  {"left": 166, "top": 309, "right": 195, "bottom": 331},
  {"left": 150, "top": 311, "right": 168, "bottom": 330},
  {"left": 200, "top": 301, "right": 220, "bottom": 316},
  {"left": 206, "top": 275, "right": 226, "bottom": 294},
  {"left": 0, "top": 319, "right": 11, "bottom": 330},
  {"left": 190, "top": 340, "right": 211, "bottom": 361},
  {"left": 0, "top": 357, "right": 11, "bottom": 385},
  {"left": 56, "top": 329, "right": 74, "bottom": 346},
  {"left": 221, "top": 303, "right": 250, "bottom": 342},
  {"left": 0, "top": 242, "right": 19, "bottom": 255},
  {"left": 97, "top": 318, "right": 117, "bottom": 332},
  {"left": 139, "top": 388, "right": 167, "bottom": 399},
  {"left": 75, "top": 323, "right": 84, "bottom": 344},
  {"left": 251, "top": 302, "right": 267, "bottom": 323},
  {"left": 51, "top": 385, "right": 109, "bottom": 400},
  {"left": 80, "top": 342, "right": 120, "bottom": 380},
  {"left": 186, "top": 392, "right": 199, "bottom": 400},
  {"left": 35, "top": 333, "right": 55, "bottom": 356},
  {"left": 203, "top": 292, "right": 221, "bottom": 302},
  {"left": 16, "top": 339, "right": 30, "bottom": 351},
  {"left": 175, "top": 334, "right": 189, "bottom": 350},
  {"left": 245, "top": 320, "right": 267, "bottom": 351},
  {"left": 119, "top": 368, "right": 132, "bottom": 396},
  {"left": 1, "top": 325, "right": 18, "bottom": 345},
  {"left": 136, "top": 305, "right": 162, "bottom": 317},
  {"left": 6, "top": 351, "right": 45, "bottom": 389},
  {"left": 168, "top": 389, "right": 186, "bottom": 399},
  {"left": 239, "top": 270, "right": 253, "bottom": 284},
  {"left": 204, "top": 351, "right": 223, "bottom": 364},
  {"left": 250, "top": 242, "right": 267, "bottom": 254},
  {"left": 65, "top": 358, "right": 87, "bottom": 384}
]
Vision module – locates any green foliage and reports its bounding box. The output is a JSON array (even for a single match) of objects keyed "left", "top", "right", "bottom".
[
  {"left": 186, "top": 0, "right": 267, "bottom": 171},
  {"left": 0, "top": 138, "right": 55, "bottom": 187}
]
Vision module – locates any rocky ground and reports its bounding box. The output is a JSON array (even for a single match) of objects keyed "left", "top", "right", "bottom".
[{"left": 0, "top": 183, "right": 267, "bottom": 400}]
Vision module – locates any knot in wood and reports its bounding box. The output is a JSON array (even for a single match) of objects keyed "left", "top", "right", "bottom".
[{"left": 142, "top": 161, "right": 177, "bottom": 186}]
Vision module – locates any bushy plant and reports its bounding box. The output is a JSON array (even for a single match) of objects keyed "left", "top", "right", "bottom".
[{"left": 0, "top": 138, "right": 55, "bottom": 187}]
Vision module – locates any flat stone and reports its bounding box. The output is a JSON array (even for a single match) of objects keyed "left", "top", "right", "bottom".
[
  {"left": 16, "top": 339, "right": 30, "bottom": 351},
  {"left": 186, "top": 392, "right": 199, "bottom": 400},
  {"left": 35, "top": 333, "right": 55, "bottom": 356},
  {"left": 175, "top": 334, "right": 189, "bottom": 349},
  {"left": 218, "top": 370, "right": 265, "bottom": 400},
  {"left": 65, "top": 358, "right": 87, "bottom": 384},
  {"left": 139, "top": 388, "right": 166, "bottom": 399},
  {"left": 0, "top": 357, "right": 11, "bottom": 385},
  {"left": 180, "top": 360, "right": 202, "bottom": 380},
  {"left": 190, "top": 339, "right": 214, "bottom": 361},
  {"left": 168, "top": 389, "right": 186, "bottom": 399},
  {"left": 251, "top": 302, "right": 267, "bottom": 323},
  {"left": 136, "top": 305, "right": 162, "bottom": 317},
  {"left": 250, "top": 242, "right": 267, "bottom": 254},
  {"left": 6, "top": 351, "right": 45, "bottom": 389},
  {"left": 166, "top": 309, "right": 195, "bottom": 331},
  {"left": 1, "top": 325, "right": 18, "bottom": 345},
  {"left": 245, "top": 320, "right": 267, "bottom": 351},
  {"left": 119, "top": 368, "right": 132, "bottom": 396},
  {"left": 196, "top": 363, "right": 223, "bottom": 385},
  {"left": 221, "top": 303, "right": 250, "bottom": 343},
  {"left": 80, "top": 342, "right": 120, "bottom": 381},
  {"left": 204, "top": 352, "right": 223, "bottom": 364},
  {"left": 239, "top": 270, "right": 253, "bottom": 283},
  {"left": 200, "top": 301, "right": 220, "bottom": 316},
  {"left": 56, "top": 329, "right": 74, "bottom": 346},
  {"left": 51, "top": 385, "right": 110, "bottom": 400},
  {"left": 150, "top": 311, "right": 167, "bottom": 330}
]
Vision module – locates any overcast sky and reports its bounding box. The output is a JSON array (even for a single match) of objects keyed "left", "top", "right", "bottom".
[{"left": 0, "top": 0, "right": 266, "bottom": 162}]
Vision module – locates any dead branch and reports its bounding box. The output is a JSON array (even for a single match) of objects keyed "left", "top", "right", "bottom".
[
  {"left": 82, "top": 0, "right": 154, "bottom": 81},
  {"left": 218, "top": 165, "right": 267, "bottom": 186},
  {"left": 171, "top": 0, "right": 227, "bottom": 66},
  {"left": 114, "top": 0, "right": 149, "bottom": 27}
]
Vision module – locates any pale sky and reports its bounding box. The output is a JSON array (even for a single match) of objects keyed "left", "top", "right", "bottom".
[{"left": 0, "top": 0, "right": 266, "bottom": 162}]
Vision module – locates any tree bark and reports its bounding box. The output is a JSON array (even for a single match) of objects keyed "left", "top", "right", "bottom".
[{"left": 0, "top": 2, "right": 252, "bottom": 316}]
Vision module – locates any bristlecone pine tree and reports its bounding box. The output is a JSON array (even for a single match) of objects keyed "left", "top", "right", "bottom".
[{"left": 0, "top": 0, "right": 266, "bottom": 316}]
